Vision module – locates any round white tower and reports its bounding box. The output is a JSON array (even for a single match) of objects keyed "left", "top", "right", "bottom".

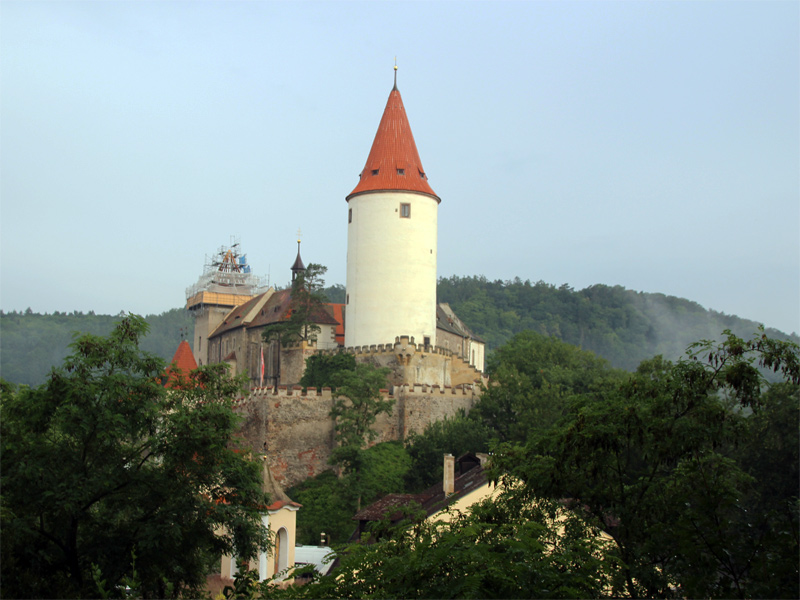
[{"left": 345, "top": 75, "right": 440, "bottom": 349}]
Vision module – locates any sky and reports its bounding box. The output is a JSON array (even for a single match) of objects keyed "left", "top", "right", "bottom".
[{"left": 1, "top": 1, "right": 798, "bottom": 335}]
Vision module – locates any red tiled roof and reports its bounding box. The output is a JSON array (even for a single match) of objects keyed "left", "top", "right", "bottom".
[
  {"left": 347, "top": 86, "right": 439, "bottom": 202},
  {"left": 165, "top": 340, "right": 198, "bottom": 388},
  {"left": 329, "top": 303, "right": 345, "bottom": 346}
]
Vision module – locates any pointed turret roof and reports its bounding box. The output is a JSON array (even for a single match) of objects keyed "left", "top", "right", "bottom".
[
  {"left": 291, "top": 241, "right": 305, "bottom": 282},
  {"left": 165, "top": 340, "right": 198, "bottom": 388},
  {"left": 347, "top": 83, "right": 439, "bottom": 202}
]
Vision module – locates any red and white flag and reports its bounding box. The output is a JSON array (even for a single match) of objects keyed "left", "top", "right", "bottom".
[{"left": 259, "top": 345, "right": 265, "bottom": 387}]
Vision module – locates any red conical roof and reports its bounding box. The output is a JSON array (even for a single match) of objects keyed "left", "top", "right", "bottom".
[
  {"left": 347, "top": 86, "right": 439, "bottom": 202},
  {"left": 165, "top": 340, "right": 198, "bottom": 388}
]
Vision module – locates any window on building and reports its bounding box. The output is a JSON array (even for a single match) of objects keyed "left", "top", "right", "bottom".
[
  {"left": 400, "top": 203, "right": 411, "bottom": 218},
  {"left": 424, "top": 336, "right": 431, "bottom": 348},
  {"left": 397, "top": 168, "right": 405, "bottom": 175},
  {"left": 371, "top": 169, "right": 379, "bottom": 176},
  {"left": 348, "top": 208, "right": 352, "bottom": 223}
]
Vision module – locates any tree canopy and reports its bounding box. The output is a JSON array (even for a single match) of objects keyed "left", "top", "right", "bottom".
[
  {"left": 490, "top": 330, "right": 799, "bottom": 598},
  {"left": 0, "top": 315, "right": 269, "bottom": 598},
  {"left": 249, "top": 329, "right": 799, "bottom": 599}
]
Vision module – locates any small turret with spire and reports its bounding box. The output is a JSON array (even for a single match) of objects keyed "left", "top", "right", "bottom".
[{"left": 290, "top": 238, "right": 305, "bottom": 283}]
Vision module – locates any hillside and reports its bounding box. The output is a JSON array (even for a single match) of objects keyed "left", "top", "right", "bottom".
[
  {"left": 0, "top": 308, "right": 193, "bottom": 386},
  {"left": 437, "top": 275, "right": 798, "bottom": 370},
  {"left": 1, "top": 279, "right": 796, "bottom": 386}
]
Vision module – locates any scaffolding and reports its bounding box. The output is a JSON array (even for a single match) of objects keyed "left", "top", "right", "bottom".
[{"left": 185, "top": 238, "right": 269, "bottom": 304}]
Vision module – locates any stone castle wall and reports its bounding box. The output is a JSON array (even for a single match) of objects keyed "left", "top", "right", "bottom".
[{"left": 233, "top": 383, "right": 480, "bottom": 488}]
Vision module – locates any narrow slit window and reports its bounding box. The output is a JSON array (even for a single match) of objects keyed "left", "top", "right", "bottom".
[
  {"left": 348, "top": 208, "right": 352, "bottom": 223},
  {"left": 400, "top": 203, "right": 411, "bottom": 218}
]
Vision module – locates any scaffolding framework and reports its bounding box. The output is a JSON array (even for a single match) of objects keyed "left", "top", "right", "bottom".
[{"left": 185, "top": 238, "right": 268, "bottom": 307}]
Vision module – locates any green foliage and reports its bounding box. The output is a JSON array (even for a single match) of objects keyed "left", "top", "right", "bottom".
[
  {"left": 299, "top": 352, "right": 356, "bottom": 389},
  {"left": 268, "top": 492, "right": 613, "bottom": 599},
  {"left": 0, "top": 315, "right": 269, "bottom": 598},
  {"left": 0, "top": 308, "right": 193, "bottom": 387},
  {"left": 403, "top": 412, "right": 494, "bottom": 492},
  {"left": 288, "top": 471, "right": 355, "bottom": 546},
  {"left": 320, "top": 283, "right": 345, "bottom": 304},
  {"left": 437, "top": 275, "right": 798, "bottom": 370},
  {"left": 329, "top": 363, "right": 393, "bottom": 453},
  {"left": 472, "top": 331, "right": 625, "bottom": 443},
  {"left": 492, "top": 330, "right": 800, "bottom": 598},
  {"left": 328, "top": 363, "right": 394, "bottom": 510},
  {"left": 288, "top": 442, "right": 412, "bottom": 546},
  {"left": 262, "top": 264, "right": 328, "bottom": 347}
]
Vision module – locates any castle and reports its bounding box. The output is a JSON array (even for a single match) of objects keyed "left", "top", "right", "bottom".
[{"left": 186, "top": 71, "right": 485, "bottom": 487}]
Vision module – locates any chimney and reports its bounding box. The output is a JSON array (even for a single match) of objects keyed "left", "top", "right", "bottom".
[{"left": 443, "top": 453, "right": 455, "bottom": 495}]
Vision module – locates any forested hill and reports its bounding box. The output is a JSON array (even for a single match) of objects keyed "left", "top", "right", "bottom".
[
  {"left": 1, "top": 279, "right": 796, "bottom": 386},
  {"left": 437, "top": 275, "right": 798, "bottom": 370},
  {"left": 0, "top": 309, "right": 193, "bottom": 387}
]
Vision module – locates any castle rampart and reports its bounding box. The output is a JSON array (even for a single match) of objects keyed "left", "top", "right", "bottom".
[{"left": 234, "top": 382, "right": 480, "bottom": 488}]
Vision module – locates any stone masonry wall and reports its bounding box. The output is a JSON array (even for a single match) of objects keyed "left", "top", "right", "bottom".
[{"left": 233, "top": 384, "right": 480, "bottom": 488}]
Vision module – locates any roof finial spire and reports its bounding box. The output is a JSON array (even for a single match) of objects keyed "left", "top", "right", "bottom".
[{"left": 393, "top": 56, "right": 398, "bottom": 91}]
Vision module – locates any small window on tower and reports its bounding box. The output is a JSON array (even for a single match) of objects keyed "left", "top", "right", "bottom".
[
  {"left": 400, "top": 203, "right": 411, "bottom": 218},
  {"left": 397, "top": 168, "right": 405, "bottom": 175},
  {"left": 348, "top": 208, "right": 352, "bottom": 223},
  {"left": 418, "top": 169, "right": 426, "bottom": 179},
  {"left": 371, "top": 169, "right": 379, "bottom": 176}
]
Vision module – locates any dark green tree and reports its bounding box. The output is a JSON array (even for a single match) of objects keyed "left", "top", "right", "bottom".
[
  {"left": 472, "top": 330, "right": 625, "bottom": 443},
  {"left": 0, "top": 315, "right": 270, "bottom": 599},
  {"left": 289, "top": 441, "right": 411, "bottom": 546},
  {"left": 492, "top": 330, "right": 800, "bottom": 598},
  {"left": 403, "top": 411, "right": 494, "bottom": 492},
  {"left": 299, "top": 352, "right": 356, "bottom": 389},
  {"left": 256, "top": 491, "right": 613, "bottom": 599},
  {"left": 329, "top": 363, "right": 393, "bottom": 510}
]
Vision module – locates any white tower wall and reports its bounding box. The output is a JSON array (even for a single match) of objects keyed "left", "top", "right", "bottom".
[{"left": 345, "top": 191, "right": 438, "bottom": 348}]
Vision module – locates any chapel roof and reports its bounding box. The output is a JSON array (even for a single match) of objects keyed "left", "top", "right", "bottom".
[
  {"left": 347, "top": 82, "right": 439, "bottom": 202},
  {"left": 208, "top": 288, "right": 340, "bottom": 340}
]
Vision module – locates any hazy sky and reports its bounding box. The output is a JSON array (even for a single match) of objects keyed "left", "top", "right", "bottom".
[{"left": 2, "top": 1, "right": 798, "bottom": 334}]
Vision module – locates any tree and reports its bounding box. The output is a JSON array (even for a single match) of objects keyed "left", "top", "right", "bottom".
[
  {"left": 0, "top": 315, "right": 270, "bottom": 598},
  {"left": 255, "top": 490, "right": 613, "bottom": 599},
  {"left": 403, "top": 411, "right": 494, "bottom": 492},
  {"left": 492, "top": 330, "right": 800, "bottom": 598},
  {"left": 289, "top": 441, "right": 412, "bottom": 546},
  {"left": 299, "top": 352, "right": 356, "bottom": 389},
  {"left": 262, "top": 263, "right": 329, "bottom": 347},
  {"left": 328, "top": 363, "right": 393, "bottom": 510},
  {"left": 471, "top": 331, "right": 625, "bottom": 443}
]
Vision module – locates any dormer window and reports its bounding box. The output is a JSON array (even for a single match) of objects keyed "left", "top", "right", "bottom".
[
  {"left": 418, "top": 169, "right": 425, "bottom": 179},
  {"left": 397, "top": 168, "right": 405, "bottom": 175},
  {"left": 371, "top": 169, "right": 379, "bottom": 176}
]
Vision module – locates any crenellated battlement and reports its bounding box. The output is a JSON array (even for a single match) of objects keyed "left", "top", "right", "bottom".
[
  {"left": 311, "top": 335, "right": 485, "bottom": 389},
  {"left": 237, "top": 381, "right": 478, "bottom": 405},
  {"left": 233, "top": 378, "right": 481, "bottom": 488}
]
